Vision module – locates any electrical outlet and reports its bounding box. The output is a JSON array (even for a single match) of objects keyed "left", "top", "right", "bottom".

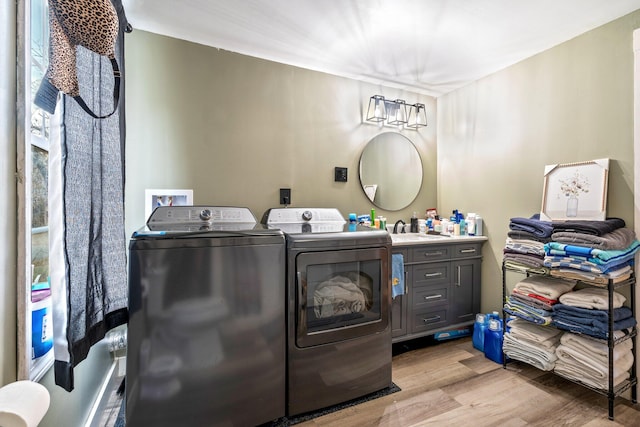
[
  {"left": 280, "top": 188, "right": 291, "bottom": 205},
  {"left": 335, "top": 167, "right": 348, "bottom": 182}
]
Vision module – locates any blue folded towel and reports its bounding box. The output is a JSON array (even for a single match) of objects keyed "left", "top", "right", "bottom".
[
  {"left": 510, "top": 215, "right": 554, "bottom": 238},
  {"left": 392, "top": 253, "right": 405, "bottom": 299}
]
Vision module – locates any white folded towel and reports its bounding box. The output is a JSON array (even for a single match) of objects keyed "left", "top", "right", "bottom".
[
  {"left": 558, "top": 287, "right": 626, "bottom": 310},
  {"left": 555, "top": 343, "right": 634, "bottom": 385},
  {"left": 559, "top": 332, "right": 633, "bottom": 364},
  {"left": 514, "top": 275, "right": 576, "bottom": 300},
  {"left": 503, "top": 333, "right": 557, "bottom": 371},
  {"left": 508, "top": 318, "right": 562, "bottom": 350},
  {"left": 554, "top": 360, "right": 630, "bottom": 390}
]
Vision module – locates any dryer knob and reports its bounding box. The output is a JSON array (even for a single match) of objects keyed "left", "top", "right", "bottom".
[
  {"left": 199, "top": 209, "right": 212, "bottom": 221},
  {"left": 302, "top": 210, "right": 313, "bottom": 221}
]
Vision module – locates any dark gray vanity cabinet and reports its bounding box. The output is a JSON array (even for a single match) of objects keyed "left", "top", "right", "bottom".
[{"left": 392, "top": 240, "right": 483, "bottom": 343}]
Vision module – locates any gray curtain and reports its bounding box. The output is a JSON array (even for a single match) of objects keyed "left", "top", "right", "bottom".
[{"left": 53, "top": 1, "right": 129, "bottom": 391}]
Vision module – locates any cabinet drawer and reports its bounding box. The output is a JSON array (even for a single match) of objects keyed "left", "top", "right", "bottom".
[
  {"left": 413, "top": 285, "right": 448, "bottom": 309},
  {"left": 451, "top": 243, "right": 482, "bottom": 259},
  {"left": 413, "top": 263, "right": 450, "bottom": 287},
  {"left": 409, "top": 245, "right": 450, "bottom": 262},
  {"left": 411, "top": 308, "right": 448, "bottom": 333}
]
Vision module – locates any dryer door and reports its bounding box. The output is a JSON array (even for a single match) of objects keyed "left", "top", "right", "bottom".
[{"left": 295, "top": 247, "right": 390, "bottom": 347}]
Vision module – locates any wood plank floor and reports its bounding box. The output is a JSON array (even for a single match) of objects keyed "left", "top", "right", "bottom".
[{"left": 297, "top": 336, "right": 640, "bottom": 427}]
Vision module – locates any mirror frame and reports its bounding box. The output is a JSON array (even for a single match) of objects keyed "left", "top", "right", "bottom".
[{"left": 358, "top": 132, "right": 423, "bottom": 211}]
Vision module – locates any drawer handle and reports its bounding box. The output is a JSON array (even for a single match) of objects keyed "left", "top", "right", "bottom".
[
  {"left": 460, "top": 248, "right": 476, "bottom": 253},
  {"left": 424, "top": 294, "right": 442, "bottom": 300},
  {"left": 422, "top": 315, "right": 441, "bottom": 323},
  {"left": 423, "top": 251, "right": 443, "bottom": 257},
  {"left": 424, "top": 272, "right": 442, "bottom": 278}
]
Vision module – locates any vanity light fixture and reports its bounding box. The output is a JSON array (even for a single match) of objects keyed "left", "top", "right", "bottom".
[
  {"left": 406, "top": 103, "right": 428, "bottom": 128},
  {"left": 366, "top": 96, "right": 426, "bottom": 129},
  {"left": 366, "top": 95, "right": 387, "bottom": 122}
]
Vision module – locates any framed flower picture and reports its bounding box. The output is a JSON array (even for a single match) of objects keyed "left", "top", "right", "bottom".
[{"left": 540, "top": 158, "right": 609, "bottom": 221}]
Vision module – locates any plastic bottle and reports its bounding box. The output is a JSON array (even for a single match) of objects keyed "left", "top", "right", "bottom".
[
  {"left": 459, "top": 218, "right": 467, "bottom": 235},
  {"left": 484, "top": 318, "right": 504, "bottom": 364},
  {"left": 475, "top": 215, "right": 483, "bottom": 236},
  {"left": 472, "top": 313, "right": 487, "bottom": 352},
  {"left": 466, "top": 213, "right": 476, "bottom": 236}
]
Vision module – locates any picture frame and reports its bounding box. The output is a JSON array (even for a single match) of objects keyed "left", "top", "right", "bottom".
[
  {"left": 144, "top": 189, "right": 193, "bottom": 221},
  {"left": 540, "top": 158, "right": 609, "bottom": 221}
]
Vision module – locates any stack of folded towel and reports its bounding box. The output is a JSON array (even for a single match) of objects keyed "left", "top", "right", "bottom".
[
  {"left": 544, "top": 218, "right": 638, "bottom": 285},
  {"left": 504, "top": 275, "right": 576, "bottom": 325},
  {"left": 551, "top": 288, "right": 637, "bottom": 339},
  {"left": 554, "top": 331, "right": 634, "bottom": 390},
  {"left": 504, "top": 215, "right": 553, "bottom": 274},
  {"left": 503, "top": 318, "right": 562, "bottom": 371}
]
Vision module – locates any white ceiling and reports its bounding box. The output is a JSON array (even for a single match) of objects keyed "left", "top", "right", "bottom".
[{"left": 121, "top": 0, "right": 640, "bottom": 97}]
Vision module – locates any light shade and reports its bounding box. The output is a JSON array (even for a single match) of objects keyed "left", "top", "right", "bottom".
[
  {"left": 407, "top": 103, "right": 427, "bottom": 128},
  {"left": 387, "top": 99, "right": 408, "bottom": 126},
  {"left": 366, "top": 95, "right": 387, "bottom": 122}
]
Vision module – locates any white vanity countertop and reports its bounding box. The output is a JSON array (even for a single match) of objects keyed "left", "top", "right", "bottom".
[{"left": 390, "top": 232, "right": 488, "bottom": 246}]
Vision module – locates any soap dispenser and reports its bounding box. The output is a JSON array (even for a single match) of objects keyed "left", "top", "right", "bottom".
[{"left": 410, "top": 212, "right": 418, "bottom": 233}]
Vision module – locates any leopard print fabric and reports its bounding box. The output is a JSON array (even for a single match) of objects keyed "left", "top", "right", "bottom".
[{"left": 46, "top": 0, "right": 119, "bottom": 96}]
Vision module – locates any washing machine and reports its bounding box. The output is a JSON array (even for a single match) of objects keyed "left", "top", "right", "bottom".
[
  {"left": 126, "top": 206, "right": 285, "bottom": 426},
  {"left": 263, "top": 207, "right": 392, "bottom": 416}
]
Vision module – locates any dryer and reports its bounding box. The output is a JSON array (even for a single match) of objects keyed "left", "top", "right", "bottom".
[{"left": 263, "top": 207, "right": 392, "bottom": 416}]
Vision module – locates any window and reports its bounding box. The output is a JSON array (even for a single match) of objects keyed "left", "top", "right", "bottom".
[{"left": 17, "top": 0, "right": 55, "bottom": 381}]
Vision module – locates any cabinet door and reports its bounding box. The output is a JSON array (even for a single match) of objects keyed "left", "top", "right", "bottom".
[
  {"left": 391, "top": 250, "right": 408, "bottom": 339},
  {"left": 391, "top": 293, "right": 408, "bottom": 338},
  {"left": 451, "top": 258, "right": 481, "bottom": 323}
]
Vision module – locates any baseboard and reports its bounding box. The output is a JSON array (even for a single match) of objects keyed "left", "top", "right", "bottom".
[{"left": 84, "top": 357, "right": 126, "bottom": 427}]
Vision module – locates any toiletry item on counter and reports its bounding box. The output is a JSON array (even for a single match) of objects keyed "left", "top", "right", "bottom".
[
  {"left": 475, "top": 215, "right": 483, "bottom": 236},
  {"left": 466, "top": 213, "right": 476, "bottom": 236},
  {"left": 410, "top": 212, "right": 418, "bottom": 233},
  {"left": 348, "top": 213, "right": 357, "bottom": 223},
  {"left": 379, "top": 217, "right": 387, "bottom": 229},
  {"left": 418, "top": 219, "right": 426, "bottom": 233}
]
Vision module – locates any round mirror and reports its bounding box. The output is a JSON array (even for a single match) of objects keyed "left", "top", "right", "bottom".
[{"left": 359, "top": 132, "right": 423, "bottom": 211}]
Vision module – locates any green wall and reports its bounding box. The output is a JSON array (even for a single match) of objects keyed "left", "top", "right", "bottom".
[
  {"left": 438, "top": 10, "right": 640, "bottom": 314},
  {"left": 123, "top": 30, "right": 438, "bottom": 236}
]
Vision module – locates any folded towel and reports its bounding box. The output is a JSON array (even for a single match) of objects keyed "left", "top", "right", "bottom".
[
  {"left": 504, "top": 298, "right": 552, "bottom": 326},
  {"left": 551, "top": 227, "right": 636, "bottom": 251},
  {"left": 551, "top": 218, "right": 626, "bottom": 236},
  {"left": 545, "top": 240, "right": 640, "bottom": 265},
  {"left": 505, "top": 238, "right": 546, "bottom": 256},
  {"left": 503, "top": 252, "right": 547, "bottom": 269},
  {"left": 503, "top": 333, "right": 557, "bottom": 371},
  {"left": 503, "top": 259, "right": 551, "bottom": 276},
  {"left": 507, "top": 230, "right": 552, "bottom": 244},
  {"left": 551, "top": 305, "right": 636, "bottom": 339},
  {"left": 391, "top": 253, "right": 405, "bottom": 299},
  {"left": 549, "top": 265, "right": 632, "bottom": 286},
  {"left": 543, "top": 256, "right": 633, "bottom": 274},
  {"left": 555, "top": 342, "right": 634, "bottom": 389},
  {"left": 510, "top": 292, "right": 554, "bottom": 311},
  {"left": 510, "top": 215, "right": 554, "bottom": 238},
  {"left": 560, "top": 332, "right": 633, "bottom": 364},
  {"left": 513, "top": 275, "right": 576, "bottom": 300},
  {"left": 554, "top": 358, "right": 631, "bottom": 390},
  {"left": 508, "top": 318, "right": 562, "bottom": 349},
  {"left": 512, "top": 288, "right": 558, "bottom": 307},
  {"left": 558, "top": 287, "right": 626, "bottom": 310}
]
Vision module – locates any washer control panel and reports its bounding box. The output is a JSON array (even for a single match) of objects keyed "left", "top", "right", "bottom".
[
  {"left": 147, "top": 206, "right": 257, "bottom": 225},
  {"left": 265, "top": 208, "right": 346, "bottom": 224}
]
